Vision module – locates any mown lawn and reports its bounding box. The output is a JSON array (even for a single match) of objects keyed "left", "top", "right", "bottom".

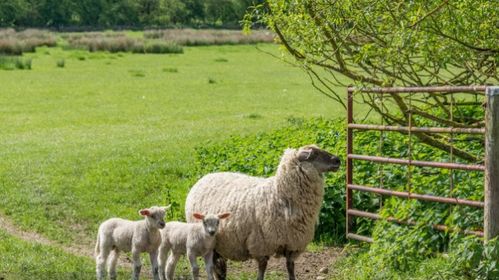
[{"left": 0, "top": 43, "right": 349, "bottom": 277}]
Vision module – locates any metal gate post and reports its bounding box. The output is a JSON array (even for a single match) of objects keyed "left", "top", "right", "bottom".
[{"left": 485, "top": 86, "right": 499, "bottom": 241}]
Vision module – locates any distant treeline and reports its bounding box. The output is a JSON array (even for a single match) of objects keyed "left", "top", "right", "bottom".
[{"left": 0, "top": 0, "right": 263, "bottom": 29}]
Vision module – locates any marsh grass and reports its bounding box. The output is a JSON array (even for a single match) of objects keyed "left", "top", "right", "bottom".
[
  {"left": 0, "top": 28, "right": 57, "bottom": 55},
  {"left": 143, "top": 29, "right": 275, "bottom": 46},
  {"left": 65, "top": 32, "right": 183, "bottom": 54}
]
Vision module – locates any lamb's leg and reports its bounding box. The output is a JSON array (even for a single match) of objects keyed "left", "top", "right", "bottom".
[
  {"left": 96, "top": 245, "right": 111, "bottom": 280},
  {"left": 213, "top": 251, "right": 227, "bottom": 280},
  {"left": 187, "top": 249, "right": 200, "bottom": 280},
  {"left": 256, "top": 256, "right": 269, "bottom": 280},
  {"left": 158, "top": 243, "right": 171, "bottom": 280},
  {"left": 285, "top": 251, "right": 296, "bottom": 280},
  {"left": 132, "top": 248, "right": 142, "bottom": 280},
  {"left": 166, "top": 253, "right": 180, "bottom": 280},
  {"left": 203, "top": 250, "right": 215, "bottom": 280},
  {"left": 149, "top": 250, "right": 160, "bottom": 280},
  {"left": 107, "top": 249, "right": 120, "bottom": 280}
]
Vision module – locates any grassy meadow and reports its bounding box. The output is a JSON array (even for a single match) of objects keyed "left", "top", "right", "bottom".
[{"left": 0, "top": 40, "right": 350, "bottom": 277}]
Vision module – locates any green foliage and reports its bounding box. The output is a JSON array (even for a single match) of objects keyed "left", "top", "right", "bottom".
[
  {"left": 0, "top": 0, "right": 265, "bottom": 28},
  {"left": 250, "top": 0, "right": 498, "bottom": 87}
]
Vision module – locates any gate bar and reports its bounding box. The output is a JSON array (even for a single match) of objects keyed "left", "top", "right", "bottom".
[
  {"left": 348, "top": 124, "right": 485, "bottom": 134},
  {"left": 348, "top": 209, "right": 484, "bottom": 237},
  {"left": 348, "top": 85, "right": 487, "bottom": 94},
  {"left": 348, "top": 184, "right": 484, "bottom": 208},
  {"left": 348, "top": 154, "right": 485, "bottom": 171}
]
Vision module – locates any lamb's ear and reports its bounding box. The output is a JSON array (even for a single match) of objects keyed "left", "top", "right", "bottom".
[
  {"left": 297, "top": 148, "right": 316, "bottom": 161},
  {"left": 139, "top": 209, "right": 151, "bottom": 216},
  {"left": 162, "top": 205, "right": 171, "bottom": 211},
  {"left": 193, "top": 212, "right": 205, "bottom": 220},
  {"left": 218, "top": 212, "right": 231, "bottom": 220}
]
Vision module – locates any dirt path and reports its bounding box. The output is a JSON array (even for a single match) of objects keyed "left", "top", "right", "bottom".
[
  {"left": 0, "top": 213, "right": 94, "bottom": 258},
  {"left": 0, "top": 213, "right": 134, "bottom": 269},
  {"left": 227, "top": 247, "right": 344, "bottom": 280},
  {"left": 0, "top": 213, "right": 343, "bottom": 279}
]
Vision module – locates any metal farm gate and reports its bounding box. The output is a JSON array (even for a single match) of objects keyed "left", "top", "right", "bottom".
[{"left": 346, "top": 85, "right": 499, "bottom": 242}]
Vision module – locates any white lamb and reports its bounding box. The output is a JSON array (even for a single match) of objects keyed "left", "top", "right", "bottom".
[
  {"left": 185, "top": 145, "right": 341, "bottom": 280},
  {"left": 95, "top": 205, "right": 170, "bottom": 280},
  {"left": 158, "top": 212, "right": 231, "bottom": 280}
]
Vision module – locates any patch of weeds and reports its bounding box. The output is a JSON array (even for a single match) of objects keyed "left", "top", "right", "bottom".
[
  {"left": 77, "top": 56, "right": 86, "bottom": 61},
  {"left": 214, "top": 58, "right": 229, "bottom": 62},
  {"left": 56, "top": 59, "right": 65, "bottom": 68},
  {"left": 162, "top": 67, "right": 178, "bottom": 73},
  {"left": 208, "top": 78, "right": 216, "bottom": 84},
  {"left": 129, "top": 70, "right": 145, "bottom": 77},
  {"left": 245, "top": 113, "right": 262, "bottom": 119},
  {"left": 0, "top": 56, "right": 32, "bottom": 70}
]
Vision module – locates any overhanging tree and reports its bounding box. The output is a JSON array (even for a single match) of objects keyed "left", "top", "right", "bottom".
[{"left": 246, "top": 0, "right": 498, "bottom": 162}]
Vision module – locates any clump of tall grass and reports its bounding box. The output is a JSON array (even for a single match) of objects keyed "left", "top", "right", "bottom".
[
  {"left": 56, "top": 59, "right": 65, "bottom": 68},
  {"left": 66, "top": 32, "right": 183, "bottom": 54},
  {"left": 0, "top": 55, "right": 32, "bottom": 70},
  {"left": 143, "top": 29, "right": 275, "bottom": 46},
  {"left": 0, "top": 28, "right": 57, "bottom": 55},
  {"left": 132, "top": 41, "right": 183, "bottom": 54}
]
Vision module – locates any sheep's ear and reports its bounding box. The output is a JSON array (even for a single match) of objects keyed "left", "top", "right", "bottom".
[
  {"left": 218, "top": 212, "right": 231, "bottom": 220},
  {"left": 297, "top": 148, "right": 316, "bottom": 161},
  {"left": 162, "top": 205, "right": 171, "bottom": 211},
  {"left": 139, "top": 209, "right": 151, "bottom": 216},
  {"left": 193, "top": 213, "right": 205, "bottom": 220}
]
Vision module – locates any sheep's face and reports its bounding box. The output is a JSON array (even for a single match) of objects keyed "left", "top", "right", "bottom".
[
  {"left": 139, "top": 205, "right": 171, "bottom": 229},
  {"left": 297, "top": 145, "right": 341, "bottom": 173},
  {"left": 193, "top": 212, "right": 231, "bottom": 236}
]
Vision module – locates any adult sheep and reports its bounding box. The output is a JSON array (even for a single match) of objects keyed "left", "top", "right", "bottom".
[{"left": 185, "top": 144, "right": 340, "bottom": 280}]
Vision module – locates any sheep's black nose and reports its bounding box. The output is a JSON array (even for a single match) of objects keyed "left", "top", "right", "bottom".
[{"left": 332, "top": 156, "right": 341, "bottom": 166}]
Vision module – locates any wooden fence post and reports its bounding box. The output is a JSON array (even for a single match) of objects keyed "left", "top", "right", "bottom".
[{"left": 485, "top": 86, "right": 499, "bottom": 241}]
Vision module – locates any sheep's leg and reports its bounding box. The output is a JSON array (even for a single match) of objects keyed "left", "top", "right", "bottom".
[
  {"left": 158, "top": 243, "right": 171, "bottom": 280},
  {"left": 187, "top": 249, "right": 200, "bottom": 280},
  {"left": 107, "top": 249, "right": 120, "bottom": 280},
  {"left": 256, "top": 256, "right": 269, "bottom": 280},
  {"left": 203, "top": 250, "right": 215, "bottom": 280},
  {"left": 132, "top": 248, "right": 142, "bottom": 280},
  {"left": 166, "top": 253, "right": 180, "bottom": 280},
  {"left": 96, "top": 245, "right": 111, "bottom": 280},
  {"left": 285, "top": 251, "right": 296, "bottom": 280},
  {"left": 213, "top": 251, "right": 227, "bottom": 280},
  {"left": 149, "top": 250, "right": 160, "bottom": 280}
]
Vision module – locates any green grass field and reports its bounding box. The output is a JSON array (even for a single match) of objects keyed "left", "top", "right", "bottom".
[{"left": 0, "top": 43, "right": 347, "bottom": 277}]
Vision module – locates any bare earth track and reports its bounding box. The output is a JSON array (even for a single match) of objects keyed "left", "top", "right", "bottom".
[{"left": 0, "top": 213, "right": 342, "bottom": 279}]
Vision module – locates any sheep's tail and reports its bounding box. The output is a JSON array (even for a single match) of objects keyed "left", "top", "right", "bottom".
[{"left": 94, "top": 232, "right": 100, "bottom": 258}]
